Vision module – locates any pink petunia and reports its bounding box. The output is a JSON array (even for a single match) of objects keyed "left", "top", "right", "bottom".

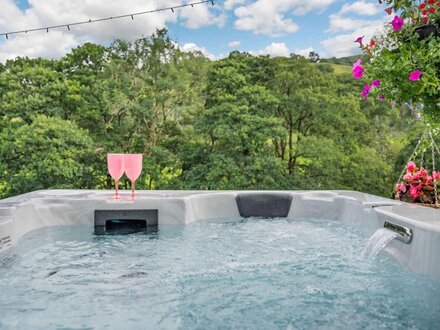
[
  {"left": 391, "top": 15, "right": 404, "bottom": 31},
  {"left": 354, "top": 36, "right": 364, "bottom": 45},
  {"left": 409, "top": 70, "right": 422, "bottom": 81},
  {"left": 372, "top": 80, "right": 381, "bottom": 88},
  {"left": 361, "top": 84, "right": 371, "bottom": 99},
  {"left": 361, "top": 89, "right": 369, "bottom": 99},
  {"left": 352, "top": 59, "right": 364, "bottom": 79}
]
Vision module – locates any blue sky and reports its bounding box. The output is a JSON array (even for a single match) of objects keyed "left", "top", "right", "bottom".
[{"left": 0, "top": 0, "right": 389, "bottom": 62}]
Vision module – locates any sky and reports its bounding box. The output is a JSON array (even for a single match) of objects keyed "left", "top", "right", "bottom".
[{"left": 0, "top": 0, "right": 390, "bottom": 63}]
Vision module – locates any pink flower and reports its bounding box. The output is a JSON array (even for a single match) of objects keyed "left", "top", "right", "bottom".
[
  {"left": 433, "top": 171, "right": 440, "bottom": 181},
  {"left": 361, "top": 89, "right": 369, "bottom": 99},
  {"left": 410, "top": 185, "right": 419, "bottom": 199},
  {"left": 372, "top": 80, "right": 381, "bottom": 88},
  {"left": 413, "top": 171, "right": 422, "bottom": 181},
  {"left": 403, "top": 173, "right": 412, "bottom": 182},
  {"left": 406, "top": 161, "right": 416, "bottom": 173},
  {"left": 361, "top": 84, "right": 371, "bottom": 99},
  {"left": 354, "top": 36, "right": 364, "bottom": 45},
  {"left": 390, "top": 100, "right": 397, "bottom": 107},
  {"left": 419, "top": 168, "right": 429, "bottom": 179},
  {"left": 391, "top": 15, "right": 404, "bottom": 31},
  {"left": 352, "top": 59, "right": 364, "bottom": 79},
  {"left": 396, "top": 183, "right": 407, "bottom": 193},
  {"left": 427, "top": 176, "right": 433, "bottom": 185},
  {"left": 379, "top": 94, "right": 385, "bottom": 100},
  {"left": 409, "top": 70, "right": 422, "bottom": 81}
]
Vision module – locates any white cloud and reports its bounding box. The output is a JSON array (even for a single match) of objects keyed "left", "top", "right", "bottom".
[
  {"left": 321, "top": 24, "right": 384, "bottom": 57},
  {"left": 0, "top": 31, "right": 78, "bottom": 63},
  {"left": 251, "top": 42, "right": 290, "bottom": 57},
  {"left": 180, "top": 3, "right": 227, "bottom": 29},
  {"left": 224, "top": 0, "right": 248, "bottom": 10},
  {"left": 180, "top": 42, "right": 216, "bottom": 60},
  {"left": 327, "top": 14, "right": 384, "bottom": 33},
  {"left": 0, "top": 0, "right": 223, "bottom": 62},
  {"left": 292, "top": 0, "right": 337, "bottom": 15},
  {"left": 228, "top": 40, "right": 241, "bottom": 47},
  {"left": 234, "top": 0, "right": 336, "bottom": 37},
  {"left": 321, "top": 1, "right": 388, "bottom": 57},
  {"left": 294, "top": 47, "right": 314, "bottom": 57},
  {"left": 339, "top": 1, "right": 382, "bottom": 16}
]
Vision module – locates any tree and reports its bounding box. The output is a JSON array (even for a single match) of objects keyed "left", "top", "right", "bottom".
[
  {"left": 0, "top": 115, "right": 98, "bottom": 198},
  {"left": 0, "top": 58, "right": 69, "bottom": 121},
  {"left": 269, "top": 57, "right": 397, "bottom": 195},
  {"left": 0, "top": 31, "right": 422, "bottom": 198},
  {"left": 308, "top": 51, "right": 320, "bottom": 63},
  {"left": 178, "top": 53, "right": 285, "bottom": 189}
]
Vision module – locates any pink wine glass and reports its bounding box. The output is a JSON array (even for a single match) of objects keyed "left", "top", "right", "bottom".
[
  {"left": 124, "top": 154, "right": 143, "bottom": 200},
  {"left": 107, "top": 154, "right": 125, "bottom": 199}
]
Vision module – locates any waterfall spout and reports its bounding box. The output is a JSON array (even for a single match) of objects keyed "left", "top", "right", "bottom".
[
  {"left": 361, "top": 222, "right": 412, "bottom": 261},
  {"left": 383, "top": 221, "right": 412, "bottom": 244}
]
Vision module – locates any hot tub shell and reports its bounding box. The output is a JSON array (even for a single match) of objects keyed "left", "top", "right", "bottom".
[{"left": 0, "top": 190, "right": 439, "bottom": 281}]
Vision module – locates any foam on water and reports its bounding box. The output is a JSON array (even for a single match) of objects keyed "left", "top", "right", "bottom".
[{"left": 0, "top": 219, "right": 439, "bottom": 329}]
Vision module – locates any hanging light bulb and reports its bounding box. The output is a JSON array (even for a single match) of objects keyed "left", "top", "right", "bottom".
[{"left": 0, "top": 0, "right": 214, "bottom": 39}]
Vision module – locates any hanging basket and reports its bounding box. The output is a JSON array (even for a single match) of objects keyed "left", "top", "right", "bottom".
[
  {"left": 415, "top": 24, "right": 439, "bottom": 40},
  {"left": 414, "top": 203, "right": 440, "bottom": 209},
  {"left": 394, "top": 128, "right": 440, "bottom": 209}
]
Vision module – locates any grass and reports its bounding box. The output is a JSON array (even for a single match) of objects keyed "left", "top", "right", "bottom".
[{"left": 330, "top": 64, "right": 351, "bottom": 75}]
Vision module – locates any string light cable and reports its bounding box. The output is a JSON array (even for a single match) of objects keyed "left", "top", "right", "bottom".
[{"left": 0, "top": 0, "right": 215, "bottom": 40}]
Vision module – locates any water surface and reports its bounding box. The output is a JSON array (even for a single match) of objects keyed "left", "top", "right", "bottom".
[{"left": 0, "top": 219, "right": 439, "bottom": 329}]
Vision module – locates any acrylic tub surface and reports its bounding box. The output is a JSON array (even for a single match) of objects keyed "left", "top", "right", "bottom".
[{"left": 0, "top": 190, "right": 440, "bottom": 281}]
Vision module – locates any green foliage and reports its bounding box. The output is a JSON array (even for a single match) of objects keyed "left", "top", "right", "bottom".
[
  {"left": 363, "top": 2, "right": 440, "bottom": 122},
  {"left": 0, "top": 115, "right": 98, "bottom": 197},
  {"left": 321, "top": 55, "right": 366, "bottom": 66},
  {"left": 179, "top": 53, "right": 285, "bottom": 189},
  {"left": 0, "top": 29, "right": 422, "bottom": 198}
]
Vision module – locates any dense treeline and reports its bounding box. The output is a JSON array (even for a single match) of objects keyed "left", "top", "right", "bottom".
[{"left": 0, "top": 29, "right": 422, "bottom": 198}]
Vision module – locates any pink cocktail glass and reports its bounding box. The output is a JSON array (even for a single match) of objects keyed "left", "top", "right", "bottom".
[
  {"left": 124, "top": 154, "right": 143, "bottom": 199},
  {"left": 107, "top": 154, "right": 125, "bottom": 199}
]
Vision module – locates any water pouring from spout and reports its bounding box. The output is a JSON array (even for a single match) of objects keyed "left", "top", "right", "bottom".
[{"left": 361, "top": 228, "right": 399, "bottom": 261}]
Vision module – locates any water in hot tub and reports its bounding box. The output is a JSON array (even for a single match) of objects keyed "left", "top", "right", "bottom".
[{"left": 0, "top": 219, "right": 439, "bottom": 329}]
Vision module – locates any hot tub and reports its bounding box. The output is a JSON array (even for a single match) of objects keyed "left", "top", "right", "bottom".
[{"left": 0, "top": 190, "right": 439, "bottom": 328}]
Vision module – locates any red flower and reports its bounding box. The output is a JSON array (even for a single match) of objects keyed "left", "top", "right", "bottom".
[
  {"left": 429, "top": 7, "right": 435, "bottom": 13},
  {"left": 423, "top": 16, "right": 429, "bottom": 23},
  {"left": 370, "top": 39, "right": 376, "bottom": 47},
  {"left": 427, "top": 0, "right": 435, "bottom": 4},
  {"left": 422, "top": 10, "right": 428, "bottom": 15},
  {"left": 420, "top": 3, "right": 426, "bottom": 9},
  {"left": 385, "top": 7, "right": 393, "bottom": 15}
]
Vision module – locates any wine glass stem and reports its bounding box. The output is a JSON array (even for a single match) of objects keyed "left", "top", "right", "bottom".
[
  {"left": 115, "top": 181, "right": 119, "bottom": 199},
  {"left": 131, "top": 180, "right": 135, "bottom": 199}
]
